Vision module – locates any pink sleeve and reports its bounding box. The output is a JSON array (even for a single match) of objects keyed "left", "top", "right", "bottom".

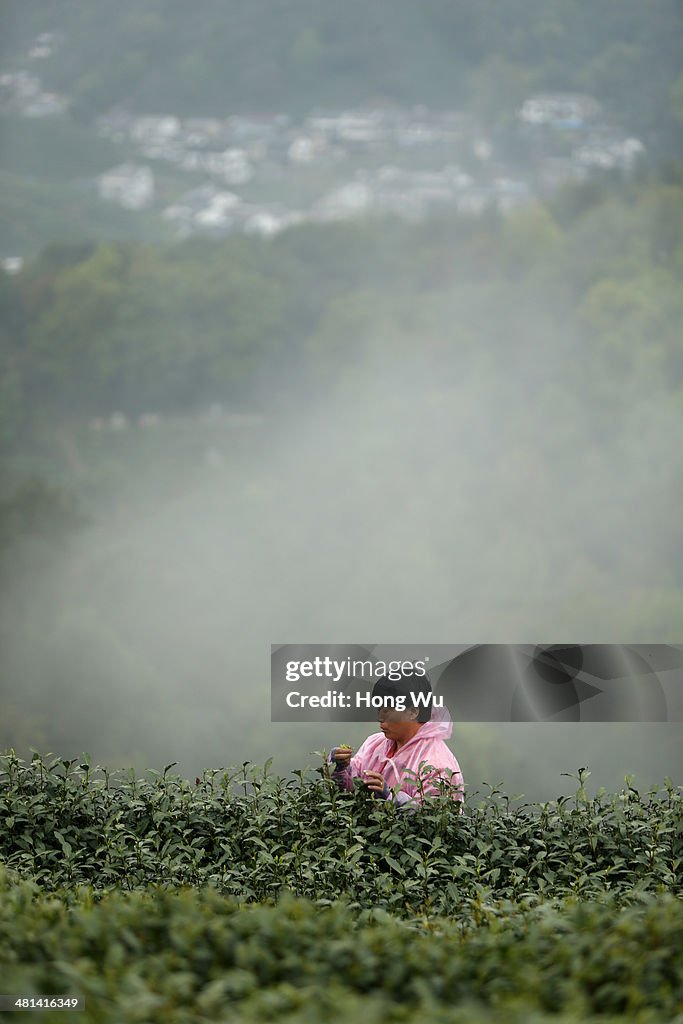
[{"left": 327, "top": 750, "right": 353, "bottom": 791}]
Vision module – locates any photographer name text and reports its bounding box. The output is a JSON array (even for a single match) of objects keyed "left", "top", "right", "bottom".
[{"left": 285, "top": 690, "right": 442, "bottom": 710}]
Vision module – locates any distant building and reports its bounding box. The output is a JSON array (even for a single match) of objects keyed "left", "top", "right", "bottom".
[
  {"left": 314, "top": 182, "right": 373, "bottom": 221},
  {"left": 0, "top": 69, "right": 68, "bottom": 116},
  {"left": 288, "top": 136, "right": 317, "bottom": 164},
  {"left": 243, "top": 211, "right": 283, "bottom": 237},
  {"left": 0, "top": 70, "right": 41, "bottom": 100},
  {"left": 194, "top": 190, "right": 241, "bottom": 228},
  {"left": 181, "top": 148, "right": 252, "bottom": 184},
  {"left": 219, "top": 148, "right": 252, "bottom": 185},
  {"left": 574, "top": 136, "right": 645, "bottom": 171},
  {"left": 23, "top": 92, "right": 69, "bottom": 117},
  {"left": 27, "top": 31, "right": 65, "bottom": 59},
  {"left": 224, "top": 114, "right": 287, "bottom": 143},
  {"left": 98, "top": 163, "right": 155, "bottom": 209},
  {"left": 163, "top": 184, "right": 232, "bottom": 230},
  {"left": 473, "top": 139, "right": 493, "bottom": 161},
  {"left": 305, "top": 111, "right": 384, "bottom": 146},
  {"left": 242, "top": 207, "right": 305, "bottom": 237},
  {"left": 519, "top": 93, "right": 600, "bottom": 128},
  {"left": 109, "top": 412, "right": 129, "bottom": 431},
  {"left": 398, "top": 123, "right": 440, "bottom": 147},
  {"left": 183, "top": 117, "right": 224, "bottom": 146},
  {"left": 1, "top": 256, "right": 24, "bottom": 275},
  {"left": 130, "top": 115, "right": 181, "bottom": 143}
]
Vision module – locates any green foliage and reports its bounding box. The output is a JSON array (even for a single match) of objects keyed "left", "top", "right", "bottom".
[
  {"left": 0, "top": 169, "right": 173, "bottom": 261},
  {"left": 2, "top": 174, "right": 682, "bottom": 431},
  {"left": 0, "top": 754, "right": 680, "bottom": 910},
  {"left": 0, "top": 174, "right": 682, "bottom": 791},
  {"left": 0, "top": 862, "right": 682, "bottom": 1022},
  {"left": 1, "top": 758, "right": 681, "bottom": 1021},
  {"left": 8, "top": 236, "right": 307, "bottom": 417}
]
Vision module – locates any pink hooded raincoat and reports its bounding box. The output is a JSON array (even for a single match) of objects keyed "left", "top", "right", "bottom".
[{"left": 329, "top": 705, "right": 464, "bottom": 809}]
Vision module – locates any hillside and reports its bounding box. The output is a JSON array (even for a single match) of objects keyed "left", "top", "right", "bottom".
[{"left": 1, "top": 1, "right": 682, "bottom": 156}]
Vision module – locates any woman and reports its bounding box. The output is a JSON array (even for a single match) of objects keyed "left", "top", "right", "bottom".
[{"left": 328, "top": 670, "right": 464, "bottom": 809}]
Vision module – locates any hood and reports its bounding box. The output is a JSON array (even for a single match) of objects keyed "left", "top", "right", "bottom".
[
  {"left": 412, "top": 702, "right": 453, "bottom": 742},
  {"left": 380, "top": 702, "right": 453, "bottom": 752}
]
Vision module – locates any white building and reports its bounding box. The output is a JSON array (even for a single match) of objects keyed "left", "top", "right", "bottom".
[
  {"left": 243, "top": 208, "right": 305, "bottom": 238},
  {"left": 23, "top": 92, "right": 69, "bottom": 117},
  {"left": 574, "top": 136, "right": 645, "bottom": 171},
  {"left": 28, "top": 31, "right": 64, "bottom": 59},
  {"left": 0, "top": 70, "right": 41, "bottom": 100},
  {"left": 183, "top": 118, "right": 224, "bottom": 146},
  {"left": 130, "top": 116, "right": 181, "bottom": 143},
  {"left": 182, "top": 148, "right": 252, "bottom": 184},
  {"left": 314, "top": 182, "right": 373, "bottom": 221},
  {"left": 288, "top": 136, "right": 318, "bottom": 163},
  {"left": 219, "top": 148, "right": 252, "bottom": 185},
  {"left": 98, "top": 163, "right": 155, "bottom": 209},
  {"left": 1, "top": 256, "right": 24, "bottom": 275},
  {"left": 194, "top": 191, "right": 241, "bottom": 227}
]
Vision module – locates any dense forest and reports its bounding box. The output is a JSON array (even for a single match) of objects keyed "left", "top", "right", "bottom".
[{"left": 3, "top": 168, "right": 682, "bottom": 442}]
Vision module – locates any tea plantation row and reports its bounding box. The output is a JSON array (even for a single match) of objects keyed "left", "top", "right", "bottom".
[
  {"left": 2, "top": 753, "right": 681, "bottom": 1022},
  {"left": 1, "top": 865, "right": 682, "bottom": 1024},
  {"left": 0, "top": 753, "right": 681, "bottom": 914}
]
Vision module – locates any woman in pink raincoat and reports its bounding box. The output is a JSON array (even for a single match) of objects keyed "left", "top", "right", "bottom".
[{"left": 328, "top": 670, "right": 464, "bottom": 810}]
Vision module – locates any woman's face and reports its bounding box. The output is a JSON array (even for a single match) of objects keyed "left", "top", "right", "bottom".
[{"left": 376, "top": 706, "right": 420, "bottom": 742}]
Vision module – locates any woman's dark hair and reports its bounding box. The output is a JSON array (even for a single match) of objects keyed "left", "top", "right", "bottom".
[{"left": 372, "top": 669, "right": 434, "bottom": 723}]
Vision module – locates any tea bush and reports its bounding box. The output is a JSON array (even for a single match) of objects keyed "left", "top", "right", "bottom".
[
  {"left": 0, "top": 864, "right": 682, "bottom": 1024},
  {"left": 0, "top": 752, "right": 681, "bottom": 913}
]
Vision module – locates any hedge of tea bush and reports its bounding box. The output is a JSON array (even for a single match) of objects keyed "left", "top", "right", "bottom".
[
  {"left": 0, "top": 753, "right": 681, "bottom": 914},
  {"left": 1, "top": 864, "right": 682, "bottom": 1024}
]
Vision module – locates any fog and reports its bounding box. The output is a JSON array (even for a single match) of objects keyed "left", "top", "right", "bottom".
[
  {"left": 3, "top": 330, "right": 681, "bottom": 801},
  {"left": 1, "top": 1, "right": 682, "bottom": 803}
]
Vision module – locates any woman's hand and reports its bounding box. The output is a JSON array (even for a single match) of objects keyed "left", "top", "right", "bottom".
[
  {"left": 331, "top": 745, "right": 353, "bottom": 765},
  {"left": 362, "top": 770, "right": 390, "bottom": 799}
]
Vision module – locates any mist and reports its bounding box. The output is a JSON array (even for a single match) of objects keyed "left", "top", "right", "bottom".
[
  {"left": 1, "top": 0, "right": 682, "bottom": 803},
  {"left": 2, "top": 305, "right": 681, "bottom": 799}
]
